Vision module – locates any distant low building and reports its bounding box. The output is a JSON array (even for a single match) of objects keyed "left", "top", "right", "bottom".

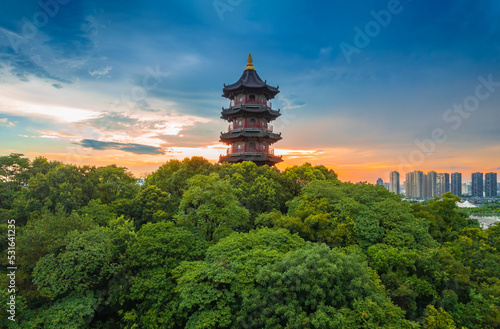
[{"left": 456, "top": 201, "right": 477, "bottom": 208}]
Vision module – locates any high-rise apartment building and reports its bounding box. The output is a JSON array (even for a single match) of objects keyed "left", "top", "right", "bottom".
[
  {"left": 424, "top": 171, "right": 437, "bottom": 199},
  {"left": 404, "top": 173, "right": 411, "bottom": 198},
  {"left": 485, "top": 173, "right": 498, "bottom": 198},
  {"left": 451, "top": 172, "right": 462, "bottom": 197},
  {"left": 405, "top": 171, "right": 424, "bottom": 199},
  {"left": 376, "top": 178, "right": 384, "bottom": 186},
  {"left": 436, "top": 173, "right": 450, "bottom": 197},
  {"left": 471, "top": 172, "right": 484, "bottom": 198},
  {"left": 390, "top": 171, "right": 400, "bottom": 195}
]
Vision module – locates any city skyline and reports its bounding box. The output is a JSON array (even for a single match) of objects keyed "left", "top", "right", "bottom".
[
  {"left": 1, "top": 1, "right": 500, "bottom": 182},
  {"left": 381, "top": 169, "right": 498, "bottom": 198}
]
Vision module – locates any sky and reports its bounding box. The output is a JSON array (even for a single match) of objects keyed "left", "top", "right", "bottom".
[{"left": 1, "top": 0, "right": 499, "bottom": 183}]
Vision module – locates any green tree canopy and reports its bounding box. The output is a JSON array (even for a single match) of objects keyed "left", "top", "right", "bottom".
[
  {"left": 175, "top": 228, "right": 416, "bottom": 328},
  {"left": 175, "top": 173, "right": 250, "bottom": 242}
]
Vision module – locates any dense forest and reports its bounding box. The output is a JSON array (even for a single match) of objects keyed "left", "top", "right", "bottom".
[{"left": 1, "top": 153, "right": 499, "bottom": 328}]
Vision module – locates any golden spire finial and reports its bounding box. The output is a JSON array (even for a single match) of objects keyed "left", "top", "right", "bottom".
[{"left": 245, "top": 53, "right": 255, "bottom": 70}]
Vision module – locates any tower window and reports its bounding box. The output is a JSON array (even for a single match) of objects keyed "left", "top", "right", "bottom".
[{"left": 249, "top": 94, "right": 256, "bottom": 102}]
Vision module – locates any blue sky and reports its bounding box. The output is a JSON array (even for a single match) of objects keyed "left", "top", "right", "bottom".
[{"left": 1, "top": 0, "right": 499, "bottom": 182}]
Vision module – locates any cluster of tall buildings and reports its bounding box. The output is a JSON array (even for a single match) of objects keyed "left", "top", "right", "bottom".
[{"left": 386, "top": 171, "right": 498, "bottom": 199}]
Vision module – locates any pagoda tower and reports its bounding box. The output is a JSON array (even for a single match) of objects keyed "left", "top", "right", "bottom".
[{"left": 219, "top": 54, "right": 283, "bottom": 166}]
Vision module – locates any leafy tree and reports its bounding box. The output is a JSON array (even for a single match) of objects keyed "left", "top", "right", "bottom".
[
  {"left": 175, "top": 173, "right": 250, "bottom": 241},
  {"left": 411, "top": 192, "right": 479, "bottom": 243},
  {"left": 29, "top": 227, "right": 121, "bottom": 327},
  {"left": 146, "top": 157, "right": 215, "bottom": 202},
  {"left": 0, "top": 153, "right": 30, "bottom": 219},
  {"left": 0, "top": 153, "right": 30, "bottom": 185},
  {"left": 282, "top": 162, "right": 338, "bottom": 196},
  {"left": 217, "top": 161, "right": 286, "bottom": 217},
  {"left": 78, "top": 199, "right": 117, "bottom": 226},
  {"left": 238, "top": 243, "right": 417, "bottom": 328},
  {"left": 93, "top": 165, "right": 138, "bottom": 204},
  {"left": 174, "top": 228, "right": 306, "bottom": 328},
  {"left": 24, "top": 292, "right": 101, "bottom": 329},
  {"left": 422, "top": 305, "right": 456, "bottom": 329},
  {"left": 488, "top": 222, "right": 500, "bottom": 251},
  {"left": 12, "top": 164, "right": 90, "bottom": 220},
  {"left": 27, "top": 156, "right": 61, "bottom": 176},
  {"left": 450, "top": 289, "right": 500, "bottom": 329},
  {"left": 119, "top": 222, "right": 208, "bottom": 328},
  {"left": 18, "top": 206, "right": 96, "bottom": 272},
  {"left": 32, "top": 227, "right": 119, "bottom": 299},
  {"left": 175, "top": 229, "right": 416, "bottom": 328},
  {"left": 117, "top": 185, "right": 176, "bottom": 228},
  {"left": 446, "top": 228, "right": 500, "bottom": 289}
]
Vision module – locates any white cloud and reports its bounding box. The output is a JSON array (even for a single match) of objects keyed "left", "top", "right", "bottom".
[
  {"left": 0, "top": 118, "right": 15, "bottom": 126},
  {"left": 0, "top": 99, "right": 99, "bottom": 123},
  {"left": 89, "top": 65, "right": 112, "bottom": 78},
  {"left": 36, "top": 130, "right": 78, "bottom": 138}
]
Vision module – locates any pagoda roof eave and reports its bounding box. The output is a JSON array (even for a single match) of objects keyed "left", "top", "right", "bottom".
[
  {"left": 220, "top": 130, "right": 282, "bottom": 142},
  {"left": 219, "top": 154, "right": 283, "bottom": 165},
  {"left": 221, "top": 106, "right": 281, "bottom": 119},
  {"left": 223, "top": 69, "right": 279, "bottom": 99}
]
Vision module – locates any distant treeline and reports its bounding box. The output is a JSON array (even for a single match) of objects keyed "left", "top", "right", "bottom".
[
  {"left": 1, "top": 153, "right": 499, "bottom": 328},
  {"left": 466, "top": 201, "right": 500, "bottom": 215}
]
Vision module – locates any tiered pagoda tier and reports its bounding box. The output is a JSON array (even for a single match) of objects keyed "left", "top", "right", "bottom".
[{"left": 219, "top": 54, "right": 283, "bottom": 166}]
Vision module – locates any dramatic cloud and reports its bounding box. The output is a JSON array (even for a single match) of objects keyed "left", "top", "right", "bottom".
[
  {"left": 156, "top": 121, "right": 221, "bottom": 148},
  {"left": 83, "top": 113, "right": 139, "bottom": 132},
  {"left": 78, "top": 139, "right": 165, "bottom": 155}
]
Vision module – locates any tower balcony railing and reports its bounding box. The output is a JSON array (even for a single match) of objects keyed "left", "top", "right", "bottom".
[
  {"left": 226, "top": 147, "right": 277, "bottom": 156},
  {"left": 229, "top": 98, "right": 272, "bottom": 108},
  {"left": 228, "top": 123, "right": 273, "bottom": 132}
]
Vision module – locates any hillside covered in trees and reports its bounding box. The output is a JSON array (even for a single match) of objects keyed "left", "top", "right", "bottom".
[{"left": 1, "top": 154, "right": 499, "bottom": 328}]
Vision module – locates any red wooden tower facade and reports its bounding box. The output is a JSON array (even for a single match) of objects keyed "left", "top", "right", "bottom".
[{"left": 219, "top": 55, "right": 283, "bottom": 166}]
